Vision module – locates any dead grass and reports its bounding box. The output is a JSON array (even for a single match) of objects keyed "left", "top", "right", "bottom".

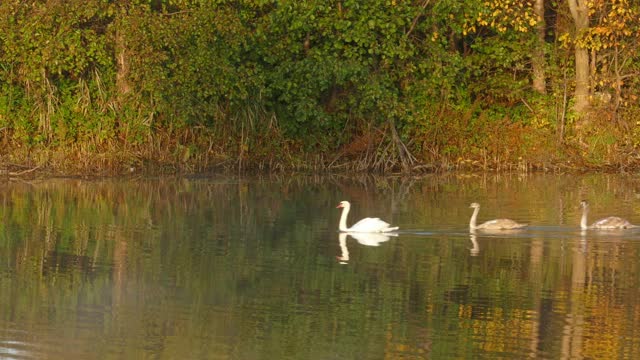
[{"left": 2, "top": 116, "right": 640, "bottom": 176}]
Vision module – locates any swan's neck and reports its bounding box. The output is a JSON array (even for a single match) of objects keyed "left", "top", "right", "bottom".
[
  {"left": 580, "top": 206, "right": 589, "bottom": 230},
  {"left": 339, "top": 205, "right": 350, "bottom": 232},
  {"left": 469, "top": 207, "right": 480, "bottom": 229}
]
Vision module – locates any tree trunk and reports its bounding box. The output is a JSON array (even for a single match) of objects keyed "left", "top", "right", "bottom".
[
  {"left": 114, "top": 2, "right": 132, "bottom": 105},
  {"left": 567, "top": 0, "right": 590, "bottom": 118},
  {"left": 532, "top": 0, "right": 546, "bottom": 94},
  {"left": 115, "top": 27, "right": 131, "bottom": 99}
]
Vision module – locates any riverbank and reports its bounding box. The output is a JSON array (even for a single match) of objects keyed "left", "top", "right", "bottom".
[{"left": 2, "top": 132, "right": 638, "bottom": 179}]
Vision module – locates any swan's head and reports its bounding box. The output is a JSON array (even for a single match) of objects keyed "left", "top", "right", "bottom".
[
  {"left": 469, "top": 202, "right": 480, "bottom": 209},
  {"left": 337, "top": 201, "right": 351, "bottom": 209},
  {"left": 580, "top": 200, "right": 589, "bottom": 209}
]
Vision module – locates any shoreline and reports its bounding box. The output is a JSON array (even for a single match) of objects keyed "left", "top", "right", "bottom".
[{"left": 2, "top": 154, "right": 637, "bottom": 180}]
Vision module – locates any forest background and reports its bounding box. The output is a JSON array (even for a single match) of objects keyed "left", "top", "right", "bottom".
[{"left": 0, "top": 0, "right": 639, "bottom": 175}]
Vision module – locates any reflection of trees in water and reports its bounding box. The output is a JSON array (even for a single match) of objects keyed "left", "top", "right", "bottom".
[
  {"left": 0, "top": 179, "right": 268, "bottom": 355},
  {"left": 0, "top": 175, "right": 640, "bottom": 358},
  {"left": 459, "top": 228, "right": 640, "bottom": 359}
]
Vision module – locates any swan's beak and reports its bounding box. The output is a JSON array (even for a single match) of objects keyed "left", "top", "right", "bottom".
[{"left": 336, "top": 204, "right": 343, "bottom": 208}]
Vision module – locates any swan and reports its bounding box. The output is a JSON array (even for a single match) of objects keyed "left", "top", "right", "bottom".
[
  {"left": 469, "top": 202, "right": 527, "bottom": 230},
  {"left": 337, "top": 201, "right": 399, "bottom": 233},
  {"left": 580, "top": 200, "right": 637, "bottom": 230},
  {"left": 346, "top": 231, "right": 397, "bottom": 246}
]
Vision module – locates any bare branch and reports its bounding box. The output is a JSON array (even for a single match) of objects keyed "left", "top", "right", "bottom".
[{"left": 405, "top": 0, "right": 431, "bottom": 38}]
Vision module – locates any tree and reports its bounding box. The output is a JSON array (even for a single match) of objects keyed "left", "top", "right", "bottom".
[
  {"left": 462, "top": 0, "right": 542, "bottom": 101},
  {"left": 532, "top": 0, "right": 546, "bottom": 94},
  {"left": 586, "top": 0, "right": 640, "bottom": 114},
  {"left": 567, "top": 0, "right": 590, "bottom": 117}
]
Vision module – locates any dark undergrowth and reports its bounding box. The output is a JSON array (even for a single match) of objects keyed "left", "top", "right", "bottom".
[{"left": 2, "top": 117, "right": 638, "bottom": 179}]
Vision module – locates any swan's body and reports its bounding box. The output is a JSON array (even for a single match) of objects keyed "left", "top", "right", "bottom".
[
  {"left": 346, "top": 231, "right": 397, "bottom": 246},
  {"left": 469, "top": 202, "right": 527, "bottom": 230},
  {"left": 337, "top": 201, "right": 399, "bottom": 233},
  {"left": 580, "top": 200, "right": 637, "bottom": 230}
]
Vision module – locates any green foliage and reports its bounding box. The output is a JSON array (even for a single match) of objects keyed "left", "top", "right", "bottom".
[
  {"left": 0, "top": 0, "right": 639, "bottom": 171},
  {"left": 465, "top": 34, "right": 537, "bottom": 104},
  {"left": 122, "top": 3, "right": 259, "bottom": 127},
  {"left": 253, "top": 1, "right": 419, "bottom": 147},
  {"left": 1, "top": 1, "right": 112, "bottom": 84}
]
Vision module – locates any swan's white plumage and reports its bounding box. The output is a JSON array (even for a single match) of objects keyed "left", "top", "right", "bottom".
[
  {"left": 343, "top": 232, "right": 396, "bottom": 246},
  {"left": 337, "top": 201, "right": 399, "bottom": 233}
]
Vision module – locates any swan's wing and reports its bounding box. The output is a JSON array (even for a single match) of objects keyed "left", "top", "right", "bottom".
[
  {"left": 349, "top": 217, "right": 398, "bottom": 233},
  {"left": 591, "top": 216, "right": 636, "bottom": 229},
  {"left": 478, "top": 218, "right": 527, "bottom": 230},
  {"left": 348, "top": 217, "right": 383, "bottom": 231}
]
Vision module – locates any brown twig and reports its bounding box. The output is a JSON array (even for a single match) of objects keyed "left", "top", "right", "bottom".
[
  {"left": 406, "top": 0, "right": 431, "bottom": 38},
  {"left": 9, "top": 165, "right": 41, "bottom": 177}
]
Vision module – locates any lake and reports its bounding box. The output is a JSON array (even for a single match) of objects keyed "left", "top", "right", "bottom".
[{"left": 1, "top": 173, "right": 640, "bottom": 359}]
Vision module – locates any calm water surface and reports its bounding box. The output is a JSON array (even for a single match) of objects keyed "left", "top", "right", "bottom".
[{"left": 2, "top": 174, "right": 640, "bottom": 359}]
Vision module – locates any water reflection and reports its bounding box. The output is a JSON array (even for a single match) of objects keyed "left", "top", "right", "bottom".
[
  {"left": 0, "top": 174, "right": 640, "bottom": 359},
  {"left": 337, "top": 233, "right": 350, "bottom": 263},
  {"left": 0, "top": 340, "right": 34, "bottom": 359},
  {"left": 337, "top": 232, "right": 398, "bottom": 264},
  {"left": 468, "top": 228, "right": 526, "bottom": 256},
  {"left": 469, "top": 233, "right": 479, "bottom": 256},
  {"left": 580, "top": 230, "right": 588, "bottom": 253}
]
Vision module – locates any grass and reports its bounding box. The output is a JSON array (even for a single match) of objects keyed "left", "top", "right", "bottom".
[{"left": 2, "top": 105, "right": 639, "bottom": 177}]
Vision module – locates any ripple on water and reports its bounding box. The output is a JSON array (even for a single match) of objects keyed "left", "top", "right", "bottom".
[
  {"left": 0, "top": 332, "right": 43, "bottom": 360},
  {"left": 0, "top": 324, "right": 97, "bottom": 360}
]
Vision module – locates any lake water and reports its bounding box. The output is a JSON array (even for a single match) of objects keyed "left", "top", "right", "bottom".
[{"left": 1, "top": 173, "right": 640, "bottom": 359}]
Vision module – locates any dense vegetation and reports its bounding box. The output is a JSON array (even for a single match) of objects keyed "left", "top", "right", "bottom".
[{"left": 1, "top": 0, "right": 639, "bottom": 174}]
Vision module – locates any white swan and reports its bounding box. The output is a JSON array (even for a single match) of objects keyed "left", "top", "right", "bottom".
[
  {"left": 347, "top": 231, "right": 397, "bottom": 246},
  {"left": 337, "top": 201, "right": 399, "bottom": 233},
  {"left": 580, "top": 200, "right": 637, "bottom": 230},
  {"left": 469, "top": 202, "right": 527, "bottom": 230}
]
